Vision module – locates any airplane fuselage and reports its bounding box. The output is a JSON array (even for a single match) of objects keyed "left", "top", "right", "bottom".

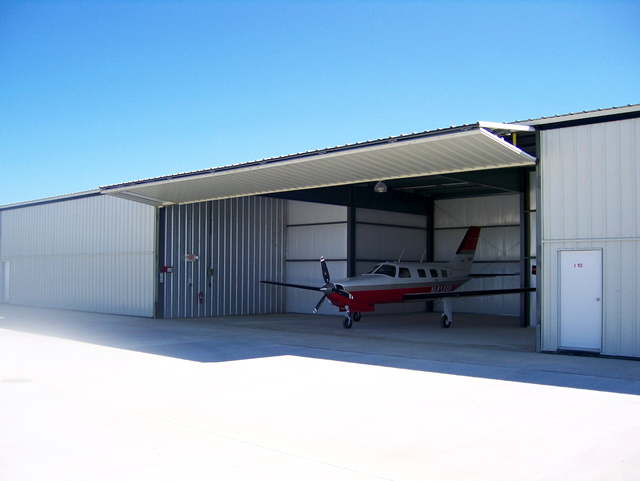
[
  {"left": 259, "top": 225, "right": 538, "bottom": 329},
  {"left": 327, "top": 262, "right": 472, "bottom": 312}
]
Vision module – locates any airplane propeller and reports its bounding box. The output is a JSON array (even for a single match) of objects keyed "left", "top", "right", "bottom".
[
  {"left": 314, "top": 256, "right": 352, "bottom": 312},
  {"left": 260, "top": 257, "right": 352, "bottom": 314}
]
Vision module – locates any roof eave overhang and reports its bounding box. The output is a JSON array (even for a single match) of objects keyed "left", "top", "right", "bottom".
[{"left": 100, "top": 123, "right": 536, "bottom": 207}]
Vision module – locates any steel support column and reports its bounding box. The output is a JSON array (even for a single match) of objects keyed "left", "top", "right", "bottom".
[
  {"left": 347, "top": 187, "right": 357, "bottom": 277},
  {"left": 519, "top": 170, "right": 530, "bottom": 328}
]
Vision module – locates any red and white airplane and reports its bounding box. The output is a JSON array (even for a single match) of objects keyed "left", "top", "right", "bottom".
[{"left": 261, "top": 226, "right": 535, "bottom": 329}]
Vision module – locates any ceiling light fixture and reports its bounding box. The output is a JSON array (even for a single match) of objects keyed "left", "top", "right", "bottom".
[{"left": 374, "top": 181, "right": 387, "bottom": 193}]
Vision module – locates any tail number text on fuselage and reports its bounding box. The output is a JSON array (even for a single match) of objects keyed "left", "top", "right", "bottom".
[{"left": 431, "top": 285, "right": 453, "bottom": 293}]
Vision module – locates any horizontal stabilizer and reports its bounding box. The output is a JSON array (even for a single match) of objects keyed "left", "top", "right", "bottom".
[{"left": 402, "top": 287, "right": 536, "bottom": 301}]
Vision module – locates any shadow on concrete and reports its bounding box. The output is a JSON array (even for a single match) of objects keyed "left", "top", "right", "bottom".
[{"left": 2, "top": 304, "right": 640, "bottom": 395}]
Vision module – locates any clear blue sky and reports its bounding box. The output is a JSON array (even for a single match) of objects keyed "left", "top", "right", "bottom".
[{"left": 1, "top": 0, "right": 638, "bottom": 206}]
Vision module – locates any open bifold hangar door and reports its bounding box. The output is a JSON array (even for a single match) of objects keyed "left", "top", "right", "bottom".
[
  {"left": 100, "top": 122, "right": 536, "bottom": 206},
  {"left": 98, "top": 120, "right": 536, "bottom": 322}
]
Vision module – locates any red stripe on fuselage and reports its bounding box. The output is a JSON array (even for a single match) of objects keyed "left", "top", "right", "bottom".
[{"left": 327, "top": 283, "right": 464, "bottom": 312}]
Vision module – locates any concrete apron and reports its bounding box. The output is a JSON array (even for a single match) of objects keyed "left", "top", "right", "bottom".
[{"left": 1, "top": 305, "right": 640, "bottom": 480}]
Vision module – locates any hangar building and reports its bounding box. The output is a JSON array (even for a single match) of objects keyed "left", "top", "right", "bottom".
[{"left": 1, "top": 105, "right": 639, "bottom": 357}]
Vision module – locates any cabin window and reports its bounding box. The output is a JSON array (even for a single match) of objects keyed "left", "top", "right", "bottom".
[
  {"left": 417, "top": 269, "right": 426, "bottom": 278},
  {"left": 430, "top": 269, "right": 439, "bottom": 278},
  {"left": 375, "top": 264, "right": 397, "bottom": 277},
  {"left": 442, "top": 270, "right": 448, "bottom": 278},
  {"left": 399, "top": 268, "right": 411, "bottom": 278}
]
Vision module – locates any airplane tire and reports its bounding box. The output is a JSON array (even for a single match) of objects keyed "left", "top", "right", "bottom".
[
  {"left": 353, "top": 312, "right": 361, "bottom": 322},
  {"left": 343, "top": 317, "right": 353, "bottom": 329},
  {"left": 440, "top": 314, "right": 451, "bottom": 329}
]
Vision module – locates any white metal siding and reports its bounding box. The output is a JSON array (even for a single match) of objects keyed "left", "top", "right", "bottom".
[
  {"left": 540, "top": 119, "right": 640, "bottom": 356},
  {"left": 0, "top": 195, "right": 156, "bottom": 317},
  {"left": 355, "top": 208, "right": 428, "bottom": 315},
  {"left": 356, "top": 224, "right": 426, "bottom": 262},
  {"left": 435, "top": 195, "right": 522, "bottom": 316},
  {"left": 286, "top": 201, "right": 347, "bottom": 314},
  {"left": 356, "top": 209, "right": 427, "bottom": 263}
]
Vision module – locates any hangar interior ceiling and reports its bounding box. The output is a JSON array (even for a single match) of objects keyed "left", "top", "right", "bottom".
[
  {"left": 100, "top": 125, "right": 536, "bottom": 207},
  {"left": 259, "top": 117, "right": 538, "bottom": 214},
  {"left": 266, "top": 165, "right": 534, "bottom": 216}
]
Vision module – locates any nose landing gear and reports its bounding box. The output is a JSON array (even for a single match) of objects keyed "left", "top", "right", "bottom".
[{"left": 343, "top": 310, "right": 361, "bottom": 329}]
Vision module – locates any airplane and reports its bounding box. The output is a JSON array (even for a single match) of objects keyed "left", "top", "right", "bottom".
[{"left": 261, "top": 226, "right": 536, "bottom": 329}]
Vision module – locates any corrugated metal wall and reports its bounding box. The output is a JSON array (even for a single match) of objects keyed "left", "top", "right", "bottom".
[
  {"left": 435, "top": 194, "right": 522, "bottom": 316},
  {"left": 286, "top": 201, "right": 347, "bottom": 314},
  {"left": 159, "top": 196, "right": 286, "bottom": 318},
  {"left": 0, "top": 195, "right": 156, "bottom": 317},
  {"left": 540, "top": 118, "right": 640, "bottom": 356}
]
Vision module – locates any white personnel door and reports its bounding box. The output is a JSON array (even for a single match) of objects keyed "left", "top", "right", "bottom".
[{"left": 559, "top": 250, "right": 603, "bottom": 351}]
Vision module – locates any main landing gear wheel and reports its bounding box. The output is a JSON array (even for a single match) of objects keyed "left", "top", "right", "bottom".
[
  {"left": 353, "top": 312, "right": 361, "bottom": 322},
  {"left": 440, "top": 313, "right": 451, "bottom": 329},
  {"left": 343, "top": 316, "right": 353, "bottom": 329}
]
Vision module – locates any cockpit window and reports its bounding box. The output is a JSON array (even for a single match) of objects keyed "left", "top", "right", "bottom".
[
  {"left": 363, "top": 264, "right": 397, "bottom": 277},
  {"left": 376, "top": 264, "right": 397, "bottom": 277}
]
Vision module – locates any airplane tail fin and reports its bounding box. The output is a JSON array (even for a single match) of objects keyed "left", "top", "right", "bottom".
[{"left": 447, "top": 226, "right": 481, "bottom": 273}]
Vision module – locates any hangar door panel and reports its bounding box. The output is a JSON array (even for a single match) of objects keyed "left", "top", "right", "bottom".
[{"left": 559, "top": 250, "right": 602, "bottom": 351}]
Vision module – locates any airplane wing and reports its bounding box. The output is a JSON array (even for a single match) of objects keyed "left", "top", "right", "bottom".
[
  {"left": 468, "top": 273, "right": 520, "bottom": 278},
  {"left": 259, "top": 280, "right": 320, "bottom": 292},
  {"left": 402, "top": 287, "right": 536, "bottom": 301}
]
